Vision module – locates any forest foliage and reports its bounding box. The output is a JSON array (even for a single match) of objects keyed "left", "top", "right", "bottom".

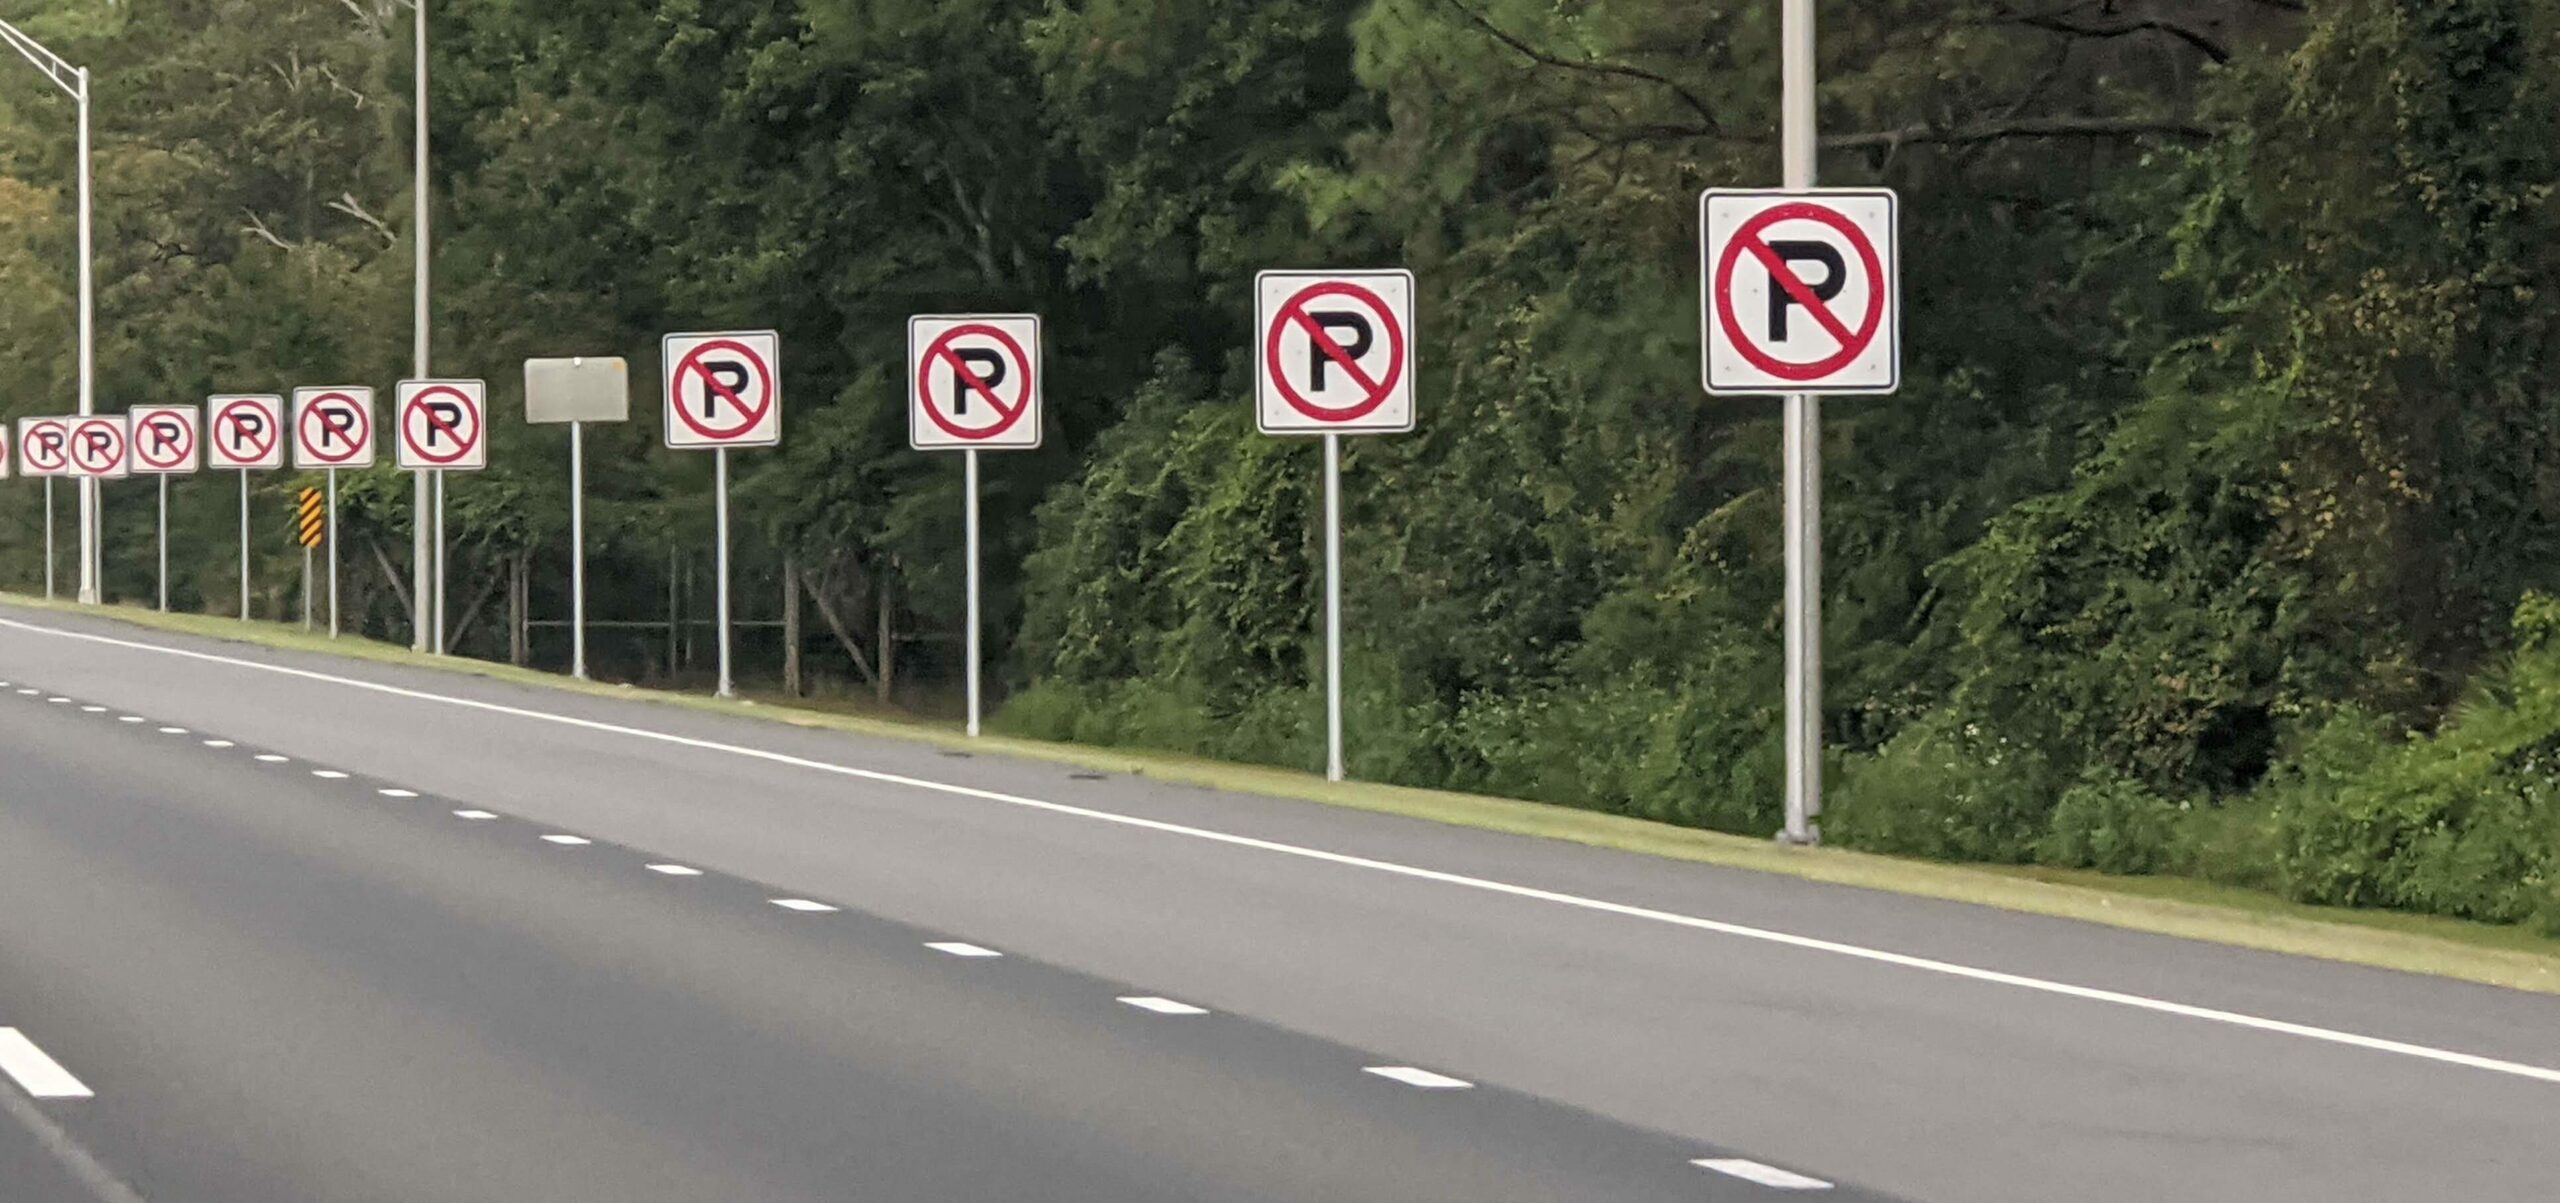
[{"left": 2, "top": 0, "right": 2555, "bottom": 928}]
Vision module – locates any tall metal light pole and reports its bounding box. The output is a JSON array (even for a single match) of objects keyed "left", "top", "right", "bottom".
[
  {"left": 0, "top": 20, "right": 99, "bottom": 605},
  {"left": 1779, "top": 0, "right": 1823, "bottom": 845},
  {"left": 411, "top": 0, "right": 433, "bottom": 651}
]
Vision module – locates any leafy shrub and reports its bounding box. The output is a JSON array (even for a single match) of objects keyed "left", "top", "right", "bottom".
[
  {"left": 2039, "top": 773, "right": 2183, "bottom": 875},
  {"left": 1827, "top": 715, "right": 2061, "bottom": 863}
]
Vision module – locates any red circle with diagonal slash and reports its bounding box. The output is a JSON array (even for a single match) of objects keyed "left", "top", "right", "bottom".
[
  {"left": 1714, "top": 202, "right": 1886, "bottom": 382},
  {"left": 671, "top": 339, "right": 775, "bottom": 442},
  {"left": 1265, "top": 281, "right": 1406, "bottom": 423},
  {"left": 401, "top": 386, "right": 482, "bottom": 465},
  {"left": 298, "top": 393, "right": 373, "bottom": 465},
  {"left": 917, "top": 325, "right": 1033, "bottom": 441},
  {"left": 135, "top": 412, "right": 196, "bottom": 470},
  {"left": 69, "top": 419, "right": 126, "bottom": 474},
  {"left": 23, "top": 420, "right": 67, "bottom": 473}
]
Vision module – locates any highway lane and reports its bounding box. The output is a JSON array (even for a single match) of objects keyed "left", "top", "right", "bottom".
[
  {"left": 2, "top": 602, "right": 2558, "bottom": 1201},
  {"left": 0, "top": 667, "right": 1866, "bottom": 1201}
]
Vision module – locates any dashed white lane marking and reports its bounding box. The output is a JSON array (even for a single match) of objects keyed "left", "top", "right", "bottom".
[
  {"left": 0, "top": 1028, "right": 93, "bottom": 1099},
  {"left": 12, "top": 688, "right": 33, "bottom": 695},
  {"left": 1364, "top": 1066, "right": 1472, "bottom": 1090},
  {"left": 201, "top": 739, "right": 234, "bottom": 748},
  {"left": 1119, "top": 996, "right": 1209, "bottom": 1016},
  {"left": 925, "top": 941, "right": 1001, "bottom": 958},
  {"left": 45, "top": 697, "right": 69, "bottom": 704},
  {"left": 453, "top": 810, "right": 498, "bottom": 821},
  {"left": 311, "top": 770, "right": 349, "bottom": 780},
  {"left": 770, "top": 899, "right": 838, "bottom": 913},
  {"left": 379, "top": 789, "right": 419, "bottom": 798},
  {"left": 79, "top": 705, "right": 105, "bottom": 713},
  {"left": 157, "top": 727, "right": 187, "bottom": 735},
  {"left": 253, "top": 754, "right": 289, "bottom": 763},
  {"left": 18, "top": 618, "right": 2560, "bottom": 1087},
  {"left": 540, "top": 834, "right": 591, "bottom": 846},
  {"left": 116, "top": 716, "right": 143, "bottom": 724},
  {"left": 1693, "top": 1159, "right": 1834, "bottom": 1190},
  {"left": 648, "top": 864, "right": 704, "bottom": 877}
]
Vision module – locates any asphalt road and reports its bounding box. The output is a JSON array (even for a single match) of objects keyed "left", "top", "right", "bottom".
[{"left": 0, "top": 603, "right": 2554, "bottom": 1202}]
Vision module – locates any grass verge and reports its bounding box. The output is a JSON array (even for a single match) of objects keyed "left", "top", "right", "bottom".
[{"left": 12, "top": 593, "right": 2560, "bottom": 995}]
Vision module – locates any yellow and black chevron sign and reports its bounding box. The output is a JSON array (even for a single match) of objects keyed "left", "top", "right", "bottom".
[{"left": 295, "top": 487, "right": 324, "bottom": 549}]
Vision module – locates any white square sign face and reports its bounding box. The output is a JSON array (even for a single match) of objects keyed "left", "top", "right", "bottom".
[
  {"left": 1255, "top": 270, "right": 1417, "bottom": 436},
  {"left": 129, "top": 405, "right": 201, "bottom": 475},
  {"left": 1700, "top": 189, "right": 1901, "bottom": 396},
  {"left": 292, "top": 386, "right": 378, "bottom": 470},
  {"left": 65, "top": 415, "right": 130, "bottom": 479},
  {"left": 205, "top": 395, "right": 286, "bottom": 470},
  {"left": 663, "top": 330, "right": 781, "bottom": 449},
  {"left": 908, "top": 315, "right": 1042, "bottom": 451},
  {"left": 396, "top": 380, "right": 489, "bottom": 470},
  {"left": 16, "top": 417, "right": 70, "bottom": 477}
]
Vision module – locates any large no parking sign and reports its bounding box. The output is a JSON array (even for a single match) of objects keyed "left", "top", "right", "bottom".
[
  {"left": 1255, "top": 271, "right": 1417, "bottom": 436},
  {"left": 1700, "top": 189, "right": 1901, "bottom": 395}
]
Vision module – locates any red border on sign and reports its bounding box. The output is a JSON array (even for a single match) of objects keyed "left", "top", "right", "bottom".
[
  {"left": 69, "top": 419, "right": 126, "bottom": 474},
  {"left": 1264, "top": 281, "right": 1406, "bottom": 423},
  {"left": 135, "top": 412, "right": 196, "bottom": 470},
  {"left": 1713, "top": 202, "right": 1886, "bottom": 382},
  {"left": 298, "top": 393, "right": 374, "bottom": 466},
  {"left": 23, "top": 420, "right": 69, "bottom": 472},
  {"left": 670, "top": 339, "right": 776, "bottom": 442},
  {"left": 917, "top": 324, "right": 1033, "bottom": 442},
  {"left": 211, "top": 400, "right": 280, "bottom": 466},
  {"left": 400, "top": 385, "right": 482, "bottom": 465}
]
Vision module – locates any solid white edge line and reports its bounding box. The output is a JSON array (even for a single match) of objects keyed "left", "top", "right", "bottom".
[
  {"left": 771, "top": 898, "right": 838, "bottom": 912},
  {"left": 11, "top": 615, "right": 2559, "bottom": 1088},
  {"left": 540, "top": 834, "right": 591, "bottom": 845},
  {"left": 0, "top": 1028, "right": 93, "bottom": 1099},
  {"left": 1364, "top": 1066, "right": 1472, "bottom": 1089},
  {"left": 648, "top": 864, "right": 705, "bottom": 876},
  {"left": 1119, "top": 996, "right": 1209, "bottom": 1016},
  {"left": 1692, "top": 1159, "right": 1834, "bottom": 1191},
  {"left": 925, "top": 941, "right": 1001, "bottom": 958}
]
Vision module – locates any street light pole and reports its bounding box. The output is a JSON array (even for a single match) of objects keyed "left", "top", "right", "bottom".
[
  {"left": 74, "top": 64, "right": 96, "bottom": 605},
  {"left": 1779, "top": 0, "right": 1823, "bottom": 846},
  {"left": 411, "top": 0, "right": 433, "bottom": 652},
  {"left": 1, "top": 21, "right": 99, "bottom": 605}
]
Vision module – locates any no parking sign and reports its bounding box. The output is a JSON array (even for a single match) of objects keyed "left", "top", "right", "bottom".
[
  {"left": 1255, "top": 271, "right": 1417, "bottom": 436},
  {"left": 1700, "top": 189, "right": 1901, "bottom": 396},
  {"left": 396, "top": 380, "right": 488, "bottom": 470},
  {"left": 207, "top": 395, "right": 286, "bottom": 471},
  {"left": 662, "top": 331, "right": 781, "bottom": 450},
  {"left": 294, "top": 387, "right": 378, "bottom": 470},
  {"left": 909, "top": 315, "right": 1041, "bottom": 451},
  {"left": 130, "top": 406, "right": 201, "bottom": 475},
  {"left": 18, "top": 417, "right": 69, "bottom": 477},
  {"left": 66, "top": 415, "right": 130, "bottom": 479}
]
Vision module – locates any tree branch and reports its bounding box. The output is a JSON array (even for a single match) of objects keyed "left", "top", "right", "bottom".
[
  {"left": 1824, "top": 114, "right": 2210, "bottom": 151},
  {"left": 1439, "top": 0, "right": 1723, "bottom": 137}
]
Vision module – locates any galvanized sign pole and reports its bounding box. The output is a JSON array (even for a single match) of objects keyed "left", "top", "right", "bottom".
[{"left": 526, "top": 356, "right": 630, "bottom": 682}]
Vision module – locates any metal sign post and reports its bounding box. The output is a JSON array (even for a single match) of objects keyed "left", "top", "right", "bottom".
[
  {"left": 397, "top": 378, "right": 489, "bottom": 656},
  {"left": 663, "top": 332, "right": 782, "bottom": 700},
  {"left": 237, "top": 472, "right": 250, "bottom": 620},
  {"left": 327, "top": 469, "right": 338, "bottom": 634},
  {"left": 1253, "top": 271, "right": 1418, "bottom": 783},
  {"left": 526, "top": 356, "right": 631, "bottom": 681},
  {"left": 298, "top": 486, "right": 323, "bottom": 632},
  {"left": 908, "top": 315, "right": 1043, "bottom": 738},
  {"left": 42, "top": 478, "right": 53, "bottom": 601},
  {"left": 131, "top": 406, "right": 200, "bottom": 612}
]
